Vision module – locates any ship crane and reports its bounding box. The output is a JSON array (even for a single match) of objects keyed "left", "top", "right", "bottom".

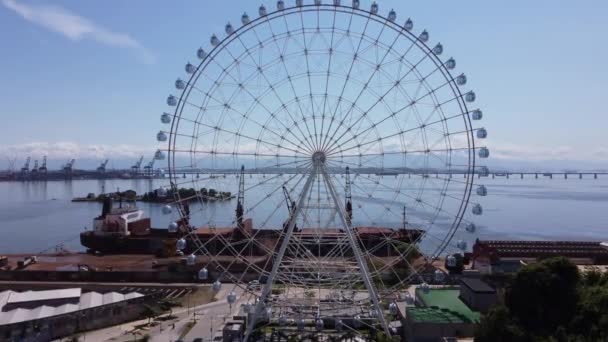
[
  {"left": 345, "top": 166, "right": 353, "bottom": 225},
  {"left": 235, "top": 165, "right": 245, "bottom": 231},
  {"left": 131, "top": 156, "right": 144, "bottom": 175},
  {"left": 143, "top": 158, "right": 155, "bottom": 176},
  {"left": 97, "top": 159, "right": 109, "bottom": 173},
  {"left": 282, "top": 185, "right": 299, "bottom": 232}
]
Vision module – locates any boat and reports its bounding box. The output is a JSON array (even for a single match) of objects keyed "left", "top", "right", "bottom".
[{"left": 80, "top": 198, "right": 424, "bottom": 257}]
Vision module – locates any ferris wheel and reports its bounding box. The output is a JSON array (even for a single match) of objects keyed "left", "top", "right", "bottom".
[{"left": 156, "top": 0, "right": 488, "bottom": 338}]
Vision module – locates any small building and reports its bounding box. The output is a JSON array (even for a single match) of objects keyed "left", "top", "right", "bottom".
[
  {"left": 222, "top": 320, "right": 243, "bottom": 342},
  {"left": 404, "top": 287, "right": 480, "bottom": 342},
  {"left": 458, "top": 278, "right": 497, "bottom": 313}
]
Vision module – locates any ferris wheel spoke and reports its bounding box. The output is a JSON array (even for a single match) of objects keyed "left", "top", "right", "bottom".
[
  {"left": 229, "top": 29, "right": 318, "bottom": 153},
  {"left": 297, "top": 10, "right": 321, "bottom": 150},
  {"left": 326, "top": 76, "right": 455, "bottom": 156},
  {"left": 260, "top": 19, "right": 323, "bottom": 153},
  {"left": 322, "top": 37, "right": 437, "bottom": 154},
  {"left": 319, "top": 18, "right": 402, "bottom": 153}
]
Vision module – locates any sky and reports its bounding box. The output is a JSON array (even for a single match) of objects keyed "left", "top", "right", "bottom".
[{"left": 0, "top": 0, "right": 607, "bottom": 170}]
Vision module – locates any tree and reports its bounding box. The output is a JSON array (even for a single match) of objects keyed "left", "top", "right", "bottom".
[
  {"left": 505, "top": 257, "right": 579, "bottom": 334},
  {"left": 475, "top": 306, "right": 526, "bottom": 342}
]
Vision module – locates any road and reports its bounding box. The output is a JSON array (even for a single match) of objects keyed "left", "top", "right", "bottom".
[{"left": 64, "top": 286, "right": 247, "bottom": 342}]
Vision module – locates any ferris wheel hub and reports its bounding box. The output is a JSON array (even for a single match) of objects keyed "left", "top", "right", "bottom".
[{"left": 312, "top": 151, "right": 327, "bottom": 164}]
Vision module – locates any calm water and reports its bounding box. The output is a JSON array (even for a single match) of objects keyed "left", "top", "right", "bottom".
[{"left": 0, "top": 177, "right": 606, "bottom": 253}]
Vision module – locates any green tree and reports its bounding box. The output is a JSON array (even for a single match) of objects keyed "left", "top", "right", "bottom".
[
  {"left": 475, "top": 306, "right": 526, "bottom": 342},
  {"left": 505, "top": 257, "right": 579, "bottom": 334}
]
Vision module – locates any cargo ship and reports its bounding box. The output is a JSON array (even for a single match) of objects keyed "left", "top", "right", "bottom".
[{"left": 80, "top": 197, "right": 423, "bottom": 257}]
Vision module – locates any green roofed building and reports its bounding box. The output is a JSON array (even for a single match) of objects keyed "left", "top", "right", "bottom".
[{"left": 403, "top": 287, "right": 481, "bottom": 342}]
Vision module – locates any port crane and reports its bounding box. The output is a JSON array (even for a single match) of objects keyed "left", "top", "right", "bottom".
[
  {"left": 31, "top": 160, "right": 39, "bottom": 177},
  {"left": 63, "top": 159, "right": 75, "bottom": 179},
  {"left": 38, "top": 156, "right": 47, "bottom": 175},
  {"left": 131, "top": 156, "right": 144, "bottom": 175},
  {"left": 20, "top": 157, "right": 31, "bottom": 175},
  {"left": 96, "top": 159, "right": 109, "bottom": 173},
  {"left": 143, "top": 158, "right": 155, "bottom": 176}
]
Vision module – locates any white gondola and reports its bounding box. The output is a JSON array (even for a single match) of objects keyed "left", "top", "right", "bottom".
[
  {"left": 176, "top": 238, "right": 186, "bottom": 250},
  {"left": 465, "top": 91, "right": 476, "bottom": 103},
  {"left": 472, "top": 203, "right": 483, "bottom": 215},
  {"left": 478, "top": 166, "right": 490, "bottom": 177},
  {"left": 456, "top": 240, "right": 468, "bottom": 250},
  {"left": 212, "top": 280, "right": 222, "bottom": 292},
  {"left": 227, "top": 291, "right": 237, "bottom": 304},
  {"left": 296, "top": 318, "right": 305, "bottom": 331},
  {"left": 478, "top": 147, "right": 490, "bottom": 158},
  {"left": 445, "top": 58, "right": 456, "bottom": 70},
  {"left": 278, "top": 315, "right": 288, "bottom": 326},
  {"left": 389, "top": 302, "right": 399, "bottom": 315},
  {"left": 197, "top": 48, "right": 207, "bottom": 60},
  {"left": 168, "top": 222, "right": 178, "bottom": 233},
  {"left": 333, "top": 0, "right": 341, "bottom": 6},
  {"left": 432, "top": 43, "right": 443, "bottom": 55},
  {"left": 277, "top": 0, "right": 285, "bottom": 10},
  {"left": 186, "top": 254, "right": 196, "bottom": 266},
  {"left": 210, "top": 34, "right": 220, "bottom": 46},
  {"left": 370, "top": 2, "right": 378, "bottom": 14},
  {"left": 434, "top": 269, "right": 445, "bottom": 282},
  {"left": 154, "top": 149, "right": 166, "bottom": 160},
  {"left": 162, "top": 205, "right": 172, "bottom": 215},
  {"left": 456, "top": 74, "right": 467, "bottom": 86},
  {"left": 388, "top": 9, "right": 396, "bottom": 22},
  {"left": 465, "top": 223, "right": 477, "bottom": 233},
  {"left": 315, "top": 318, "right": 324, "bottom": 331},
  {"left": 335, "top": 319, "right": 343, "bottom": 332},
  {"left": 259, "top": 4, "right": 267, "bottom": 16},
  {"left": 198, "top": 267, "right": 208, "bottom": 280},
  {"left": 167, "top": 95, "right": 177, "bottom": 106},
  {"left": 404, "top": 18, "right": 413, "bottom": 31},
  {"left": 185, "top": 63, "right": 196, "bottom": 74},
  {"left": 225, "top": 23, "right": 234, "bottom": 35},
  {"left": 446, "top": 255, "right": 457, "bottom": 267},
  {"left": 296, "top": 0, "right": 304, "bottom": 7},
  {"left": 175, "top": 78, "right": 186, "bottom": 90},
  {"left": 161, "top": 112, "right": 172, "bottom": 124},
  {"left": 476, "top": 127, "right": 487, "bottom": 139},
  {"left": 419, "top": 30, "right": 429, "bottom": 43},
  {"left": 472, "top": 109, "right": 483, "bottom": 120},
  {"left": 156, "top": 131, "right": 167, "bottom": 142},
  {"left": 351, "top": 0, "right": 359, "bottom": 9},
  {"left": 241, "top": 13, "right": 250, "bottom": 25},
  {"left": 420, "top": 282, "right": 430, "bottom": 294}
]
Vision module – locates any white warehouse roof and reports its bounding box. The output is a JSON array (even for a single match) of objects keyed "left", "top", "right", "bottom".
[{"left": 0, "top": 288, "right": 143, "bottom": 326}]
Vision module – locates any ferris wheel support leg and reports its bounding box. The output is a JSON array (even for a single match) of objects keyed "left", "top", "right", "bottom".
[
  {"left": 321, "top": 165, "right": 392, "bottom": 337},
  {"left": 243, "top": 165, "right": 319, "bottom": 342}
]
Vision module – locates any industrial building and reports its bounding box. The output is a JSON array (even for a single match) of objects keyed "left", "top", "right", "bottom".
[
  {"left": 0, "top": 287, "right": 146, "bottom": 341},
  {"left": 471, "top": 239, "right": 608, "bottom": 274}
]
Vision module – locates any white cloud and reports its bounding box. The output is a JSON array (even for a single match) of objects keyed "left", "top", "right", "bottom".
[
  {"left": 0, "top": 142, "right": 155, "bottom": 160},
  {"left": 2, "top": 0, "right": 155, "bottom": 64}
]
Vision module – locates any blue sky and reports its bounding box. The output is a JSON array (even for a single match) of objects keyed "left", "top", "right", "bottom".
[{"left": 0, "top": 0, "right": 607, "bottom": 169}]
